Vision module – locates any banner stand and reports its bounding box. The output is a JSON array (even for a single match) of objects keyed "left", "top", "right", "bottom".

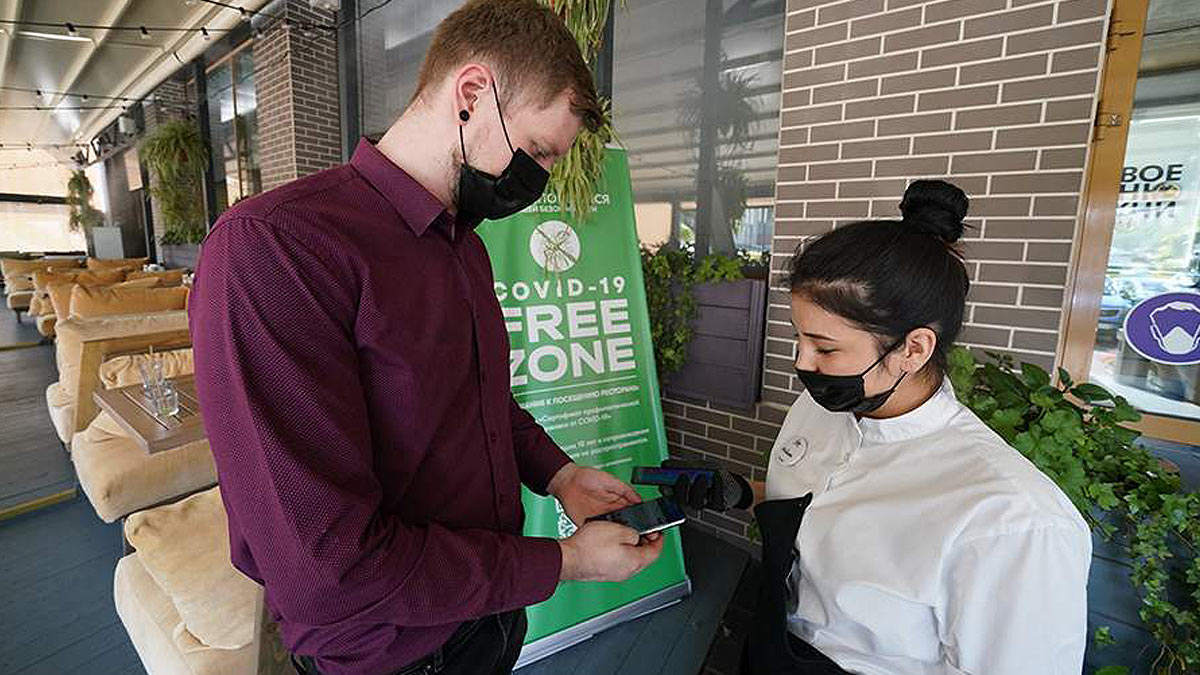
[
  {"left": 515, "top": 580, "right": 693, "bottom": 669},
  {"left": 479, "top": 148, "right": 692, "bottom": 668}
]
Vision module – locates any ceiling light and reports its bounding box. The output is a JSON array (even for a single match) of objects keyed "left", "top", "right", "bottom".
[
  {"left": 18, "top": 29, "right": 94, "bottom": 44},
  {"left": 201, "top": 27, "right": 211, "bottom": 41}
]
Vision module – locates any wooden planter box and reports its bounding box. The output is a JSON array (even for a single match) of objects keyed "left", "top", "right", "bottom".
[
  {"left": 160, "top": 244, "right": 200, "bottom": 270},
  {"left": 664, "top": 278, "right": 768, "bottom": 411}
]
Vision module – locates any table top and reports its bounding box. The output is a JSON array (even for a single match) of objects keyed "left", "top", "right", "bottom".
[{"left": 92, "top": 375, "right": 206, "bottom": 454}]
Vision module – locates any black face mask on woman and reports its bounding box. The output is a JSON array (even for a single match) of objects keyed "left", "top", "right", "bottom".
[
  {"left": 456, "top": 81, "right": 550, "bottom": 225},
  {"left": 795, "top": 340, "right": 907, "bottom": 414}
]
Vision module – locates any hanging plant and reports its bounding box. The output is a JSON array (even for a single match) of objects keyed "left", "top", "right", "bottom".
[
  {"left": 66, "top": 169, "right": 104, "bottom": 233},
  {"left": 540, "top": 0, "right": 622, "bottom": 223},
  {"left": 139, "top": 119, "right": 207, "bottom": 245}
]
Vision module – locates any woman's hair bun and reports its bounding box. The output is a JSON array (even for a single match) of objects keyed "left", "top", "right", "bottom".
[{"left": 899, "top": 179, "right": 969, "bottom": 244}]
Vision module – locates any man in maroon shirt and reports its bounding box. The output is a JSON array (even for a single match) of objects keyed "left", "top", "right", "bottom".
[{"left": 188, "top": 2, "right": 662, "bottom": 674}]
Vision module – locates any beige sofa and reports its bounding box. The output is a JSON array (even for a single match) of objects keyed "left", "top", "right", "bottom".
[
  {"left": 115, "top": 487, "right": 272, "bottom": 675},
  {"left": 48, "top": 311, "right": 217, "bottom": 522},
  {"left": 1, "top": 256, "right": 84, "bottom": 320}
]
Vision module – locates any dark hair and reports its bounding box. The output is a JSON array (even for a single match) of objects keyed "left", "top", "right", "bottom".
[
  {"left": 788, "top": 179, "right": 971, "bottom": 375},
  {"left": 412, "top": 0, "right": 603, "bottom": 132}
]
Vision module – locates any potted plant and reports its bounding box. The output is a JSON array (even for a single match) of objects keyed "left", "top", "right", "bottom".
[
  {"left": 139, "top": 119, "right": 207, "bottom": 269},
  {"left": 947, "top": 347, "right": 1198, "bottom": 675},
  {"left": 641, "top": 246, "right": 770, "bottom": 410}
]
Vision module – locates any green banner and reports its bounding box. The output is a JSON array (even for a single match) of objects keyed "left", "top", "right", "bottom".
[{"left": 478, "top": 149, "right": 688, "bottom": 645}]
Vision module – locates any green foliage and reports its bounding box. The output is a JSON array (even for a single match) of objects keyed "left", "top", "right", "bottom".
[
  {"left": 139, "top": 119, "right": 207, "bottom": 245},
  {"left": 641, "top": 246, "right": 743, "bottom": 381},
  {"left": 948, "top": 347, "right": 1200, "bottom": 674},
  {"left": 66, "top": 170, "right": 104, "bottom": 233},
  {"left": 539, "top": 0, "right": 623, "bottom": 224}
]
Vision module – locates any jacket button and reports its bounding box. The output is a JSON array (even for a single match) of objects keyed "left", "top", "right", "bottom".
[{"left": 489, "top": 432, "right": 498, "bottom": 443}]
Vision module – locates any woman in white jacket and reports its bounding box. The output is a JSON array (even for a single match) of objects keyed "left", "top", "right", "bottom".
[{"left": 658, "top": 180, "right": 1091, "bottom": 675}]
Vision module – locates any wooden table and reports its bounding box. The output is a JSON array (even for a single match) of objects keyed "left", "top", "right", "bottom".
[{"left": 92, "top": 375, "right": 206, "bottom": 453}]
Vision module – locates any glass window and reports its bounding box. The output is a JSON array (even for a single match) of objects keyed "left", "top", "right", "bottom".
[
  {"left": 206, "top": 42, "right": 261, "bottom": 215},
  {"left": 1086, "top": 0, "right": 1200, "bottom": 424},
  {"left": 356, "top": 1, "right": 457, "bottom": 139},
  {"left": 613, "top": 0, "right": 784, "bottom": 260}
]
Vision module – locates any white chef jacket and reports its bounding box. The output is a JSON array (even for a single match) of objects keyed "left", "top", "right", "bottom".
[{"left": 765, "top": 379, "right": 1091, "bottom": 675}]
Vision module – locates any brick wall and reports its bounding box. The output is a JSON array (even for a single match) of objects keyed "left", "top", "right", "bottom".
[
  {"left": 254, "top": 0, "right": 342, "bottom": 191},
  {"left": 142, "top": 78, "right": 194, "bottom": 245},
  {"left": 664, "top": 0, "right": 1109, "bottom": 548}
]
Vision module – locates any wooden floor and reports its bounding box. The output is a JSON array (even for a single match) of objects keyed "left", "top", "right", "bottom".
[
  {"left": 0, "top": 307, "right": 41, "bottom": 347},
  {"left": 0, "top": 496, "right": 141, "bottom": 674},
  {"left": 0, "top": 308, "right": 75, "bottom": 516}
]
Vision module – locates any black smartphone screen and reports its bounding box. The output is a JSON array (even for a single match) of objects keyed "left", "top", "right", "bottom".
[{"left": 589, "top": 497, "right": 687, "bottom": 535}]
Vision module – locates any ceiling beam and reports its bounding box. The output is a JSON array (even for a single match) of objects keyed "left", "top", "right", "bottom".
[
  {"left": 0, "top": 0, "right": 25, "bottom": 95},
  {"left": 73, "top": 0, "right": 270, "bottom": 143},
  {"left": 35, "top": 0, "right": 135, "bottom": 142}
]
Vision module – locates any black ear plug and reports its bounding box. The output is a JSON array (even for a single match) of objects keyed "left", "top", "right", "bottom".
[{"left": 459, "top": 110, "right": 470, "bottom": 122}]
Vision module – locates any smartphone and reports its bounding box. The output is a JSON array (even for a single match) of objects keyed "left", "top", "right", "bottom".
[
  {"left": 587, "top": 497, "right": 687, "bottom": 536},
  {"left": 630, "top": 465, "right": 717, "bottom": 487}
]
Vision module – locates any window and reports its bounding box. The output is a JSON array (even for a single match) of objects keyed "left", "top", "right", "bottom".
[
  {"left": 355, "top": 1, "right": 457, "bottom": 139},
  {"left": 1067, "top": 0, "right": 1200, "bottom": 443},
  {"left": 206, "top": 43, "right": 260, "bottom": 214},
  {"left": 612, "top": 0, "right": 784, "bottom": 261}
]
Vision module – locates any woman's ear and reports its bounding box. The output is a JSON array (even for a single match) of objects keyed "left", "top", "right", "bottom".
[{"left": 899, "top": 327, "right": 938, "bottom": 373}]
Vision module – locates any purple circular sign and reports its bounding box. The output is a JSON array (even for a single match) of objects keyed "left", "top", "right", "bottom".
[{"left": 1122, "top": 291, "right": 1200, "bottom": 366}]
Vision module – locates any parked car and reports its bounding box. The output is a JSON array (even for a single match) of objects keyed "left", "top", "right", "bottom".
[{"left": 1098, "top": 277, "right": 1131, "bottom": 342}]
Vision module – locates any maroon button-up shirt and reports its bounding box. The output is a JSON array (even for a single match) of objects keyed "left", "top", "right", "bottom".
[{"left": 189, "top": 139, "right": 570, "bottom": 675}]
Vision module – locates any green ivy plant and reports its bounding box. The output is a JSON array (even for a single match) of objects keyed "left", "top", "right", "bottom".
[
  {"left": 641, "top": 246, "right": 743, "bottom": 382},
  {"left": 66, "top": 169, "right": 104, "bottom": 233},
  {"left": 539, "top": 0, "right": 622, "bottom": 223},
  {"left": 947, "top": 347, "right": 1199, "bottom": 675},
  {"left": 139, "top": 119, "right": 207, "bottom": 246}
]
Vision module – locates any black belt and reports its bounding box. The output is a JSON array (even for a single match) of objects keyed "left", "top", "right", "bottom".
[{"left": 291, "top": 612, "right": 503, "bottom": 675}]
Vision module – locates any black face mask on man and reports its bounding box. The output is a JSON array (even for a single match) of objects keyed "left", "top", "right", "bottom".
[
  {"left": 456, "top": 80, "right": 550, "bottom": 225},
  {"left": 795, "top": 339, "right": 907, "bottom": 414}
]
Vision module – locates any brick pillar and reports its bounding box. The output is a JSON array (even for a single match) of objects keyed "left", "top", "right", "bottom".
[
  {"left": 142, "top": 78, "right": 195, "bottom": 244},
  {"left": 254, "top": 0, "right": 342, "bottom": 191}
]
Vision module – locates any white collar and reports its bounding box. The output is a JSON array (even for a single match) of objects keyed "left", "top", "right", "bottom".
[{"left": 856, "top": 378, "right": 960, "bottom": 445}]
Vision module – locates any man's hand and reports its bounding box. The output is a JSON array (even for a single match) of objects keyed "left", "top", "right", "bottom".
[
  {"left": 547, "top": 463, "right": 641, "bottom": 526},
  {"left": 559, "top": 521, "right": 664, "bottom": 582}
]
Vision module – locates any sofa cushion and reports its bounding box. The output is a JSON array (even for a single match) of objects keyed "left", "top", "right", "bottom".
[
  {"left": 7, "top": 290, "right": 33, "bottom": 311},
  {"left": 87, "top": 256, "right": 148, "bottom": 272},
  {"left": 114, "top": 555, "right": 258, "bottom": 675},
  {"left": 1, "top": 257, "right": 83, "bottom": 292},
  {"left": 45, "top": 382, "right": 74, "bottom": 444},
  {"left": 70, "top": 285, "right": 188, "bottom": 318},
  {"left": 98, "top": 348, "right": 194, "bottom": 390},
  {"left": 36, "top": 313, "right": 57, "bottom": 339},
  {"left": 72, "top": 413, "right": 217, "bottom": 523},
  {"left": 124, "top": 487, "right": 258, "bottom": 651},
  {"left": 33, "top": 267, "right": 126, "bottom": 291},
  {"left": 127, "top": 269, "right": 188, "bottom": 287},
  {"left": 115, "top": 276, "right": 163, "bottom": 289},
  {"left": 27, "top": 291, "right": 47, "bottom": 316}
]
